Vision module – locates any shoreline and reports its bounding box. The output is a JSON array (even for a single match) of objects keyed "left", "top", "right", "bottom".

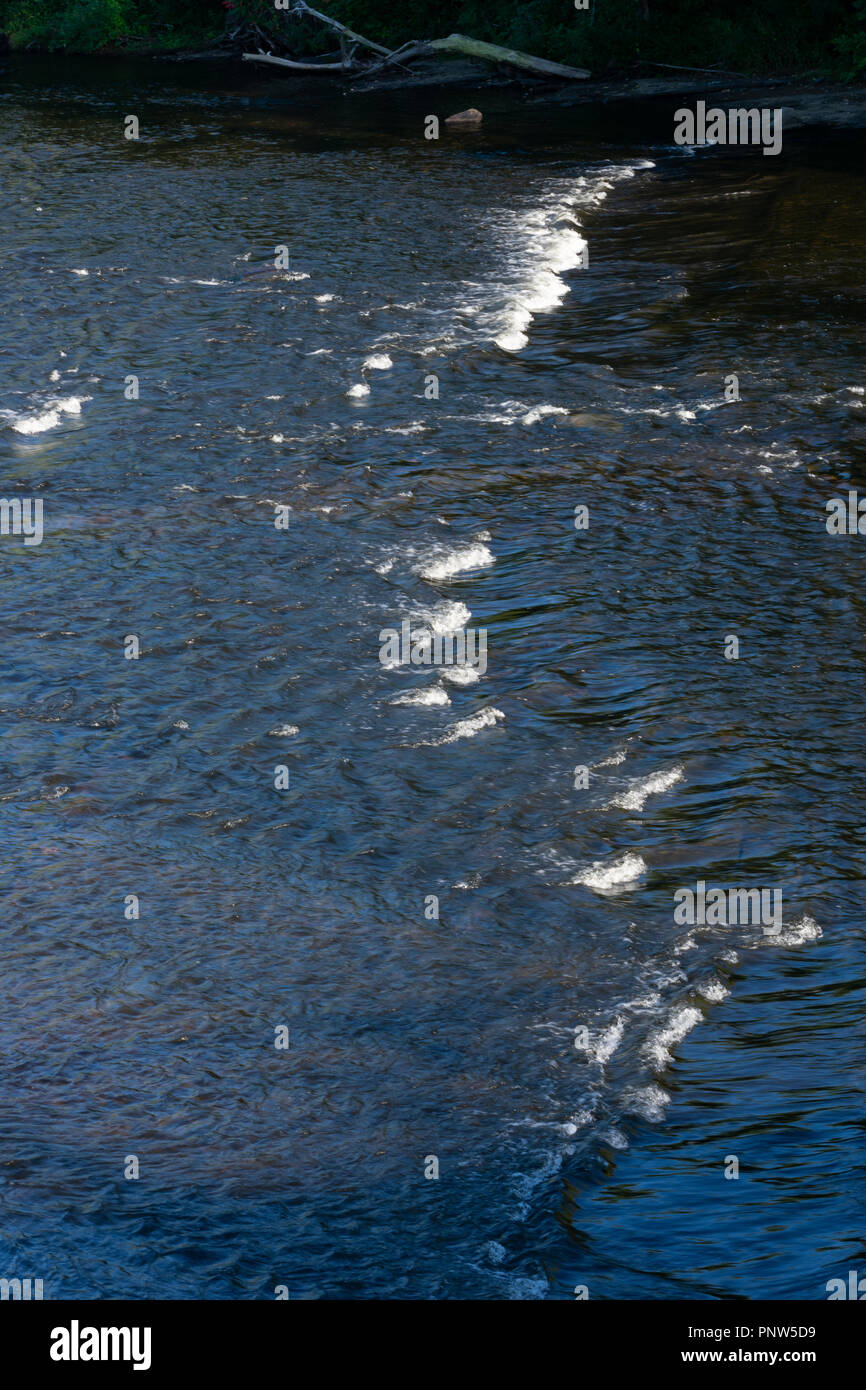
[{"left": 3, "top": 45, "right": 865, "bottom": 129}]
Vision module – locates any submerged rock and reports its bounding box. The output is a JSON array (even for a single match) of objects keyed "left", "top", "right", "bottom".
[{"left": 445, "top": 107, "right": 483, "bottom": 125}]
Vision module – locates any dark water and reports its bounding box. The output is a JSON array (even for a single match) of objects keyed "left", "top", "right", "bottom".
[{"left": 1, "top": 57, "right": 864, "bottom": 1300}]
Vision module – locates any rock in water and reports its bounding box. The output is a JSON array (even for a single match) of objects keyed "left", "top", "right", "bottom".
[{"left": 445, "top": 108, "right": 483, "bottom": 125}]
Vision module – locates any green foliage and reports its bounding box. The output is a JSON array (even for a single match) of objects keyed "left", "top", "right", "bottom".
[
  {"left": 834, "top": 0, "right": 866, "bottom": 76},
  {"left": 0, "top": 0, "right": 223, "bottom": 50},
  {"left": 0, "top": 0, "right": 862, "bottom": 75}
]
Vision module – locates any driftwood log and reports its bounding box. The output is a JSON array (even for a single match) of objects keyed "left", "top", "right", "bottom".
[
  {"left": 243, "top": 4, "right": 591, "bottom": 81},
  {"left": 361, "top": 35, "right": 590, "bottom": 82}
]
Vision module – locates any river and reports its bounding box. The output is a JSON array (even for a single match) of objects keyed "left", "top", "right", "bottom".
[{"left": 0, "top": 55, "right": 863, "bottom": 1299}]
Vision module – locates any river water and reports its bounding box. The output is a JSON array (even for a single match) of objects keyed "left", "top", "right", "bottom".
[{"left": 0, "top": 56, "right": 863, "bottom": 1299}]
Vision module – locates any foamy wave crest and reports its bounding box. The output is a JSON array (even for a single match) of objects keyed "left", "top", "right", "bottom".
[
  {"left": 11, "top": 395, "right": 90, "bottom": 435},
  {"left": 767, "top": 915, "right": 823, "bottom": 947},
  {"left": 521, "top": 404, "right": 569, "bottom": 425},
  {"left": 363, "top": 353, "right": 393, "bottom": 370},
  {"left": 588, "top": 1016, "right": 626, "bottom": 1065},
  {"left": 644, "top": 1006, "right": 703, "bottom": 1070},
  {"left": 422, "top": 600, "right": 472, "bottom": 635},
  {"left": 390, "top": 686, "right": 451, "bottom": 707},
  {"left": 485, "top": 164, "right": 653, "bottom": 353},
  {"left": 698, "top": 978, "right": 729, "bottom": 1002},
  {"left": 429, "top": 707, "right": 504, "bottom": 745},
  {"left": 414, "top": 542, "right": 494, "bottom": 583},
  {"left": 569, "top": 851, "right": 647, "bottom": 895},
  {"left": 440, "top": 664, "right": 481, "bottom": 685},
  {"left": 608, "top": 765, "right": 684, "bottom": 812},
  {"left": 623, "top": 1083, "right": 670, "bottom": 1122}
]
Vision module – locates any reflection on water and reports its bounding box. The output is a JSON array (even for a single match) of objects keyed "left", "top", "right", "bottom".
[{"left": 0, "top": 56, "right": 864, "bottom": 1299}]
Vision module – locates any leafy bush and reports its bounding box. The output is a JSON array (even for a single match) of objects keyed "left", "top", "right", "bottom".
[{"left": 0, "top": 0, "right": 862, "bottom": 74}]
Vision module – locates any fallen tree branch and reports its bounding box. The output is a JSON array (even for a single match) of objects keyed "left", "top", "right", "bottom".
[
  {"left": 288, "top": 1, "right": 393, "bottom": 57},
  {"left": 642, "top": 62, "right": 750, "bottom": 77},
  {"left": 243, "top": 51, "right": 354, "bottom": 72},
  {"left": 360, "top": 33, "right": 590, "bottom": 81}
]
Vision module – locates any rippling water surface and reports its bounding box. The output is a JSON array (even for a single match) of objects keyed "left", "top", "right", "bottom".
[{"left": 1, "top": 57, "right": 864, "bottom": 1299}]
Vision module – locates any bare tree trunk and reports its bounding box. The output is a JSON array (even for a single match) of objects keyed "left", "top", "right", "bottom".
[
  {"left": 289, "top": 1, "right": 393, "bottom": 57},
  {"left": 363, "top": 34, "right": 590, "bottom": 81},
  {"left": 242, "top": 52, "right": 351, "bottom": 72}
]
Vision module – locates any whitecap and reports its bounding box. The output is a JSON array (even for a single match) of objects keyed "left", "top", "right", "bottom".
[
  {"left": 390, "top": 686, "right": 451, "bottom": 707},
  {"left": 521, "top": 404, "right": 569, "bottom": 425},
  {"left": 644, "top": 1006, "right": 703, "bottom": 1070},
  {"left": 433, "top": 707, "right": 505, "bottom": 745},
  {"left": 608, "top": 765, "right": 684, "bottom": 812},
  {"left": 595, "top": 749, "right": 627, "bottom": 768},
  {"left": 766, "top": 914, "right": 823, "bottom": 946},
  {"left": 12, "top": 395, "right": 90, "bottom": 435},
  {"left": 421, "top": 600, "right": 472, "bottom": 635},
  {"left": 589, "top": 1016, "right": 626, "bottom": 1065},
  {"left": 440, "top": 664, "right": 481, "bottom": 685},
  {"left": 363, "top": 353, "right": 393, "bottom": 370},
  {"left": 569, "top": 851, "right": 647, "bottom": 895},
  {"left": 697, "top": 978, "right": 729, "bottom": 1002},
  {"left": 347, "top": 383, "right": 370, "bottom": 398},
  {"left": 415, "top": 542, "right": 494, "bottom": 582},
  {"left": 623, "top": 1083, "right": 670, "bottom": 1122}
]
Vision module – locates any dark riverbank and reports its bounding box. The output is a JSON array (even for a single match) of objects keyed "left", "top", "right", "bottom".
[
  {"left": 0, "top": 0, "right": 863, "bottom": 83},
  {"left": 6, "top": 44, "right": 864, "bottom": 135}
]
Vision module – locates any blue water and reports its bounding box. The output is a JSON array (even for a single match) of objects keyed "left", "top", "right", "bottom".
[{"left": 1, "top": 57, "right": 864, "bottom": 1299}]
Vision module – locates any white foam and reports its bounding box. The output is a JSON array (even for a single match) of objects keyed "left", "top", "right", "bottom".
[
  {"left": 521, "top": 404, "right": 569, "bottom": 425},
  {"left": 422, "top": 600, "right": 472, "bottom": 635},
  {"left": 767, "top": 914, "right": 823, "bottom": 946},
  {"left": 440, "top": 664, "right": 481, "bottom": 685},
  {"left": 609, "top": 765, "right": 684, "bottom": 812},
  {"left": 600, "top": 1127, "right": 629, "bottom": 1150},
  {"left": 590, "top": 1016, "right": 626, "bottom": 1065},
  {"left": 595, "top": 749, "right": 627, "bottom": 768},
  {"left": 390, "top": 686, "right": 451, "bottom": 707},
  {"left": 347, "top": 382, "right": 370, "bottom": 398},
  {"left": 415, "top": 542, "right": 494, "bottom": 582},
  {"left": 11, "top": 395, "right": 90, "bottom": 434},
  {"left": 569, "top": 851, "right": 647, "bottom": 895},
  {"left": 697, "top": 978, "right": 729, "bottom": 1002},
  {"left": 314, "top": 293, "right": 336, "bottom": 303},
  {"left": 269, "top": 724, "right": 299, "bottom": 737},
  {"left": 644, "top": 1006, "right": 703, "bottom": 1070},
  {"left": 433, "top": 707, "right": 504, "bottom": 744},
  {"left": 624, "top": 1083, "right": 670, "bottom": 1122},
  {"left": 363, "top": 353, "right": 393, "bottom": 370}
]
